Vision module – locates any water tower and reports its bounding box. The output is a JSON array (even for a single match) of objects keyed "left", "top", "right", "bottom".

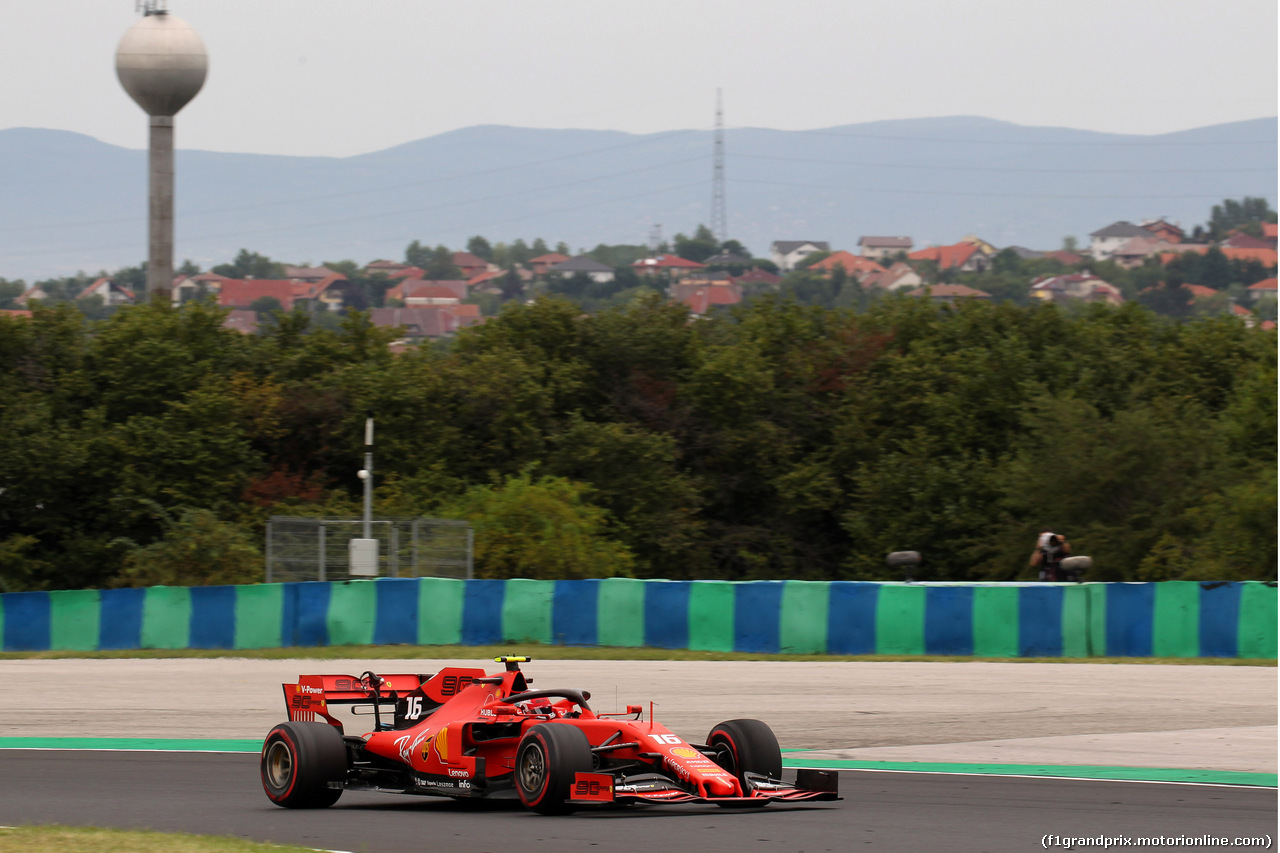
[{"left": 115, "top": 1, "right": 207, "bottom": 304}]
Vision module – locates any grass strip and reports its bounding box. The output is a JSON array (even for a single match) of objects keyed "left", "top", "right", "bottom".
[
  {"left": 0, "top": 826, "right": 319, "bottom": 853},
  {"left": 781, "top": 756, "right": 1277, "bottom": 788},
  {"left": 0, "top": 643, "right": 1271, "bottom": 665}
]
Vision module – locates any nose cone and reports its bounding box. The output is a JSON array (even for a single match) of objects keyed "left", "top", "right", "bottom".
[{"left": 116, "top": 13, "right": 208, "bottom": 116}]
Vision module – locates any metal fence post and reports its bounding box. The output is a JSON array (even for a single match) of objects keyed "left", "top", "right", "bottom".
[{"left": 390, "top": 523, "right": 399, "bottom": 578}]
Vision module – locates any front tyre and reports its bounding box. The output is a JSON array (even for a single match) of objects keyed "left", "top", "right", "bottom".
[
  {"left": 514, "top": 723, "right": 593, "bottom": 815},
  {"left": 707, "top": 718, "right": 782, "bottom": 793},
  {"left": 261, "top": 721, "right": 347, "bottom": 808}
]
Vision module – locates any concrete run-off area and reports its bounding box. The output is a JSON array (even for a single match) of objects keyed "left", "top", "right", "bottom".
[{"left": 0, "top": 658, "right": 1273, "bottom": 774}]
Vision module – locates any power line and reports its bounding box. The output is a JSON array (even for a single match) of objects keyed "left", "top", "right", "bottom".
[{"left": 729, "top": 176, "right": 1250, "bottom": 200}]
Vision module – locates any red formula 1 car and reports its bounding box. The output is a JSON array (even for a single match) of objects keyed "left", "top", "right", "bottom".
[{"left": 261, "top": 656, "right": 838, "bottom": 814}]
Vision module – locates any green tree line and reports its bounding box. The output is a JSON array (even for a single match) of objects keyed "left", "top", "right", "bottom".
[{"left": 0, "top": 291, "right": 1273, "bottom": 591}]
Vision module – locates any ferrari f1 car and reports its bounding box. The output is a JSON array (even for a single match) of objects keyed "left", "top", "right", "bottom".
[{"left": 261, "top": 656, "right": 838, "bottom": 814}]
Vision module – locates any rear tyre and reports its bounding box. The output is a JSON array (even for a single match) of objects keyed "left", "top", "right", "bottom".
[
  {"left": 707, "top": 718, "right": 782, "bottom": 793},
  {"left": 514, "top": 723, "right": 593, "bottom": 815},
  {"left": 261, "top": 721, "right": 347, "bottom": 808}
]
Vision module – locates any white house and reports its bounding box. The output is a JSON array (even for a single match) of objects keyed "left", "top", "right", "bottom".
[
  {"left": 770, "top": 240, "right": 829, "bottom": 272},
  {"left": 1089, "top": 222, "right": 1154, "bottom": 261}
]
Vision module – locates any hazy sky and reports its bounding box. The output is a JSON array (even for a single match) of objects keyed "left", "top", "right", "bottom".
[{"left": 4, "top": 0, "right": 1277, "bottom": 157}]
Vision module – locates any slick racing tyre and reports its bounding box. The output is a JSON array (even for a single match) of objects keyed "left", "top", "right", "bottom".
[
  {"left": 515, "top": 723, "right": 593, "bottom": 815},
  {"left": 708, "top": 719, "right": 783, "bottom": 793},
  {"left": 261, "top": 721, "right": 347, "bottom": 808}
]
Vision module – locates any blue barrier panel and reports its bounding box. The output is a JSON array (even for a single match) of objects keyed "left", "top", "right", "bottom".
[
  {"left": 552, "top": 580, "right": 599, "bottom": 646},
  {"left": 293, "top": 582, "right": 332, "bottom": 647},
  {"left": 827, "top": 582, "right": 879, "bottom": 654},
  {"left": 1019, "top": 586, "right": 1064, "bottom": 657},
  {"left": 1106, "top": 583, "right": 1155, "bottom": 657},
  {"left": 98, "top": 588, "right": 145, "bottom": 650},
  {"left": 1198, "top": 582, "right": 1241, "bottom": 658},
  {"left": 735, "top": 581, "right": 783, "bottom": 654},
  {"left": 3, "top": 591, "right": 50, "bottom": 652},
  {"left": 373, "top": 578, "right": 420, "bottom": 645},
  {"left": 925, "top": 586, "right": 974, "bottom": 656},
  {"left": 189, "top": 586, "right": 237, "bottom": 649},
  {"left": 644, "top": 581, "right": 690, "bottom": 649},
  {"left": 461, "top": 580, "right": 505, "bottom": 646}
]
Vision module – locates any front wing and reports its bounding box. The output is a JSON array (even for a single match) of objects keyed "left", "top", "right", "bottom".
[{"left": 569, "top": 769, "right": 840, "bottom": 807}]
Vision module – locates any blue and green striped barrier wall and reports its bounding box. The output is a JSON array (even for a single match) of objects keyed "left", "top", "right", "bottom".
[{"left": 1, "top": 579, "right": 1274, "bottom": 658}]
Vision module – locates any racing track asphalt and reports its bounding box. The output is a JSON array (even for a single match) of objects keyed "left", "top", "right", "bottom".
[{"left": 0, "top": 751, "right": 1274, "bottom": 853}]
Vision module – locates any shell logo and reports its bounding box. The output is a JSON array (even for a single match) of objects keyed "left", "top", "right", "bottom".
[
  {"left": 670, "top": 747, "right": 701, "bottom": 759},
  {"left": 434, "top": 726, "right": 450, "bottom": 763}
]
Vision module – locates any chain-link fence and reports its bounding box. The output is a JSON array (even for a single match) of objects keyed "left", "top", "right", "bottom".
[{"left": 265, "top": 516, "right": 473, "bottom": 583}]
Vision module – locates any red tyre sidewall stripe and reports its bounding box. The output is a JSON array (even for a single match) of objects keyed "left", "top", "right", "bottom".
[
  {"left": 713, "top": 728, "right": 740, "bottom": 773},
  {"left": 521, "top": 731, "right": 552, "bottom": 808},
  {"left": 264, "top": 729, "right": 301, "bottom": 802}
]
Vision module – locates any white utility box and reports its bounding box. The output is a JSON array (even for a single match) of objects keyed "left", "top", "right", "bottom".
[{"left": 349, "top": 538, "right": 379, "bottom": 577}]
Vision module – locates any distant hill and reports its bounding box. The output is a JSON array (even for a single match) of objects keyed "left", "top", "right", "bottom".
[{"left": 1, "top": 116, "right": 1275, "bottom": 280}]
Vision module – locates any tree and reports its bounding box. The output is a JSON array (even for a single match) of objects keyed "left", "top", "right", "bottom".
[
  {"left": 1061, "top": 236, "right": 1079, "bottom": 253},
  {"left": 673, "top": 224, "right": 718, "bottom": 263},
  {"left": 466, "top": 236, "right": 493, "bottom": 261},
  {"left": 212, "top": 249, "right": 285, "bottom": 280},
  {"left": 115, "top": 507, "right": 263, "bottom": 587},
  {"left": 1206, "top": 196, "right": 1277, "bottom": 240},
  {"left": 405, "top": 240, "right": 431, "bottom": 268},
  {"left": 439, "top": 472, "right": 634, "bottom": 579},
  {"left": 250, "top": 296, "right": 284, "bottom": 317},
  {"left": 424, "top": 245, "right": 462, "bottom": 280}
]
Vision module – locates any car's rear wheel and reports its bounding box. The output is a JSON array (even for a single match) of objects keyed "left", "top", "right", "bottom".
[
  {"left": 261, "top": 721, "right": 347, "bottom": 808},
  {"left": 514, "top": 723, "right": 593, "bottom": 815},
  {"left": 707, "top": 718, "right": 782, "bottom": 794}
]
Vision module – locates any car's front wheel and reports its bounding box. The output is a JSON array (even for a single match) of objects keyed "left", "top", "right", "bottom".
[
  {"left": 261, "top": 721, "right": 347, "bottom": 808},
  {"left": 707, "top": 718, "right": 782, "bottom": 794},
  {"left": 514, "top": 723, "right": 593, "bottom": 815}
]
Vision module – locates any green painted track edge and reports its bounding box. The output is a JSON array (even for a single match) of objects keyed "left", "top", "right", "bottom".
[
  {"left": 1, "top": 737, "right": 1270, "bottom": 787},
  {"left": 782, "top": 755, "right": 1276, "bottom": 787}
]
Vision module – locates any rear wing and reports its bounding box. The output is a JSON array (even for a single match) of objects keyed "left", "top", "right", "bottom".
[{"left": 282, "top": 667, "right": 490, "bottom": 727}]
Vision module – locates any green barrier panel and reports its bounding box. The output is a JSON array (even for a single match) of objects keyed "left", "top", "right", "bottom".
[
  {"left": 141, "top": 586, "right": 191, "bottom": 650},
  {"left": 596, "top": 578, "right": 645, "bottom": 647},
  {"left": 779, "top": 581, "right": 830, "bottom": 654},
  {"left": 234, "top": 584, "right": 284, "bottom": 649},
  {"left": 418, "top": 578, "right": 465, "bottom": 645},
  {"left": 502, "top": 579, "right": 554, "bottom": 644},
  {"left": 1152, "top": 581, "right": 1199, "bottom": 658},
  {"left": 1060, "top": 585, "right": 1091, "bottom": 658},
  {"left": 50, "top": 589, "right": 100, "bottom": 651},
  {"left": 971, "top": 586, "right": 1019, "bottom": 658},
  {"left": 875, "top": 585, "right": 926, "bottom": 655},
  {"left": 688, "top": 581, "right": 735, "bottom": 652},
  {"left": 1087, "top": 583, "right": 1109, "bottom": 656},
  {"left": 1238, "top": 582, "right": 1278, "bottom": 659},
  {"left": 327, "top": 581, "right": 378, "bottom": 647}
]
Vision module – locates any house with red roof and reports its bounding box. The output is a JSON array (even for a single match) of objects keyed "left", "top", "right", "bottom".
[
  {"left": 171, "top": 272, "right": 229, "bottom": 305},
  {"left": 1139, "top": 219, "right": 1185, "bottom": 244},
  {"left": 218, "top": 280, "right": 296, "bottom": 311},
  {"left": 1262, "top": 223, "right": 1278, "bottom": 245},
  {"left": 675, "top": 284, "right": 742, "bottom": 317},
  {"left": 807, "top": 251, "right": 886, "bottom": 280},
  {"left": 1220, "top": 232, "right": 1274, "bottom": 250},
  {"left": 861, "top": 262, "right": 923, "bottom": 292},
  {"left": 633, "top": 255, "right": 706, "bottom": 275},
  {"left": 387, "top": 279, "right": 469, "bottom": 304},
  {"left": 365, "top": 260, "right": 413, "bottom": 277},
  {"left": 451, "top": 252, "right": 492, "bottom": 279},
  {"left": 78, "top": 277, "right": 136, "bottom": 306},
  {"left": 908, "top": 241, "right": 991, "bottom": 272},
  {"left": 387, "top": 266, "right": 426, "bottom": 280},
  {"left": 731, "top": 268, "right": 782, "bottom": 286},
  {"left": 528, "top": 253, "right": 571, "bottom": 275},
  {"left": 1246, "top": 278, "right": 1277, "bottom": 302},
  {"left": 0, "top": 309, "right": 33, "bottom": 319},
  {"left": 14, "top": 284, "right": 53, "bottom": 307}
]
